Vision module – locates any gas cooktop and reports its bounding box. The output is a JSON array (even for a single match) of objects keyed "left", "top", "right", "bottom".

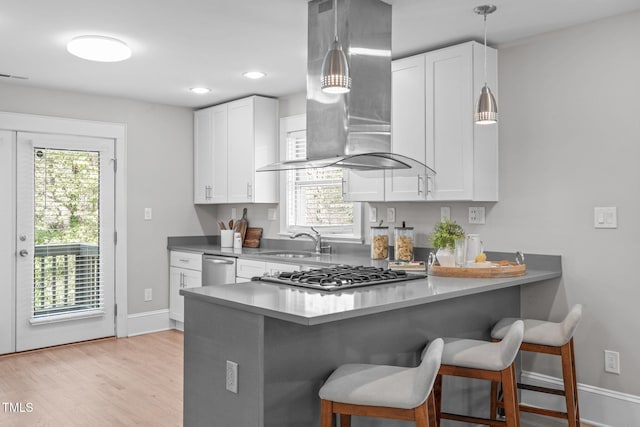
[{"left": 253, "top": 265, "right": 427, "bottom": 292}]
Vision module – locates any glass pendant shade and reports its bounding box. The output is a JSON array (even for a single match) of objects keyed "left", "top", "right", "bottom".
[
  {"left": 475, "top": 84, "right": 498, "bottom": 124},
  {"left": 321, "top": 38, "right": 351, "bottom": 93}
]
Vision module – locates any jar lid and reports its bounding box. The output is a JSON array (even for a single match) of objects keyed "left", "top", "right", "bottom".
[
  {"left": 371, "top": 226, "right": 388, "bottom": 229},
  {"left": 395, "top": 226, "right": 413, "bottom": 230}
]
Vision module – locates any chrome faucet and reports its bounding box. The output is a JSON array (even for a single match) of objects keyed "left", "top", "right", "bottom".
[{"left": 290, "top": 227, "right": 324, "bottom": 254}]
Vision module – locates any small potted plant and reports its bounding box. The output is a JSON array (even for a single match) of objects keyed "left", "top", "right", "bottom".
[{"left": 428, "top": 219, "right": 466, "bottom": 267}]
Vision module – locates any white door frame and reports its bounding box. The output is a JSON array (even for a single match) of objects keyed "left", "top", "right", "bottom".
[{"left": 0, "top": 111, "right": 128, "bottom": 342}]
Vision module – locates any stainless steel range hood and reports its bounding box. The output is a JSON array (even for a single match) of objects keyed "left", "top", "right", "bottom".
[{"left": 258, "top": 0, "right": 434, "bottom": 175}]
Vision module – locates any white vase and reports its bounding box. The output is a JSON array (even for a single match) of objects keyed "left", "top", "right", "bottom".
[{"left": 436, "top": 247, "right": 456, "bottom": 267}]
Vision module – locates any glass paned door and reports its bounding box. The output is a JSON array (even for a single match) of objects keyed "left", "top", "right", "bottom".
[{"left": 16, "top": 132, "right": 115, "bottom": 351}]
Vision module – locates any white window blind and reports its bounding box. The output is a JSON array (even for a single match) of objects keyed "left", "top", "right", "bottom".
[
  {"left": 32, "top": 148, "right": 104, "bottom": 318},
  {"left": 285, "top": 130, "right": 358, "bottom": 236}
]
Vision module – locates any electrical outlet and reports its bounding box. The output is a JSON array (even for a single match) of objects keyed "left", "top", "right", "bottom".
[
  {"left": 144, "top": 288, "right": 152, "bottom": 301},
  {"left": 604, "top": 350, "right": 620, "bottom": 374},
  {"left": 387, "top": 207, "right": 396, "bottom": 223},
  {"left": 267, "top": 208, "right": 277, "bottom": 221},
  {"left": 594, "top": 207, "right": 617, "bottom": 228},
  {"left": 226, "top": 360, "right": 238, "bottom": 393},
  {"left": 369, "top": 206, "right": 377, "bottom": 222},
  {"left": 440, "top": 207, "right": 451, "bottom": 221},
  {"left": 468, "top": 207, "right": 486, "bottom": 224},
  {"left": 144, "top": 208, "right": 152, "bottom": 220},
  {"left": 231, "top": 208, "right": 237, "bottom": 220}
]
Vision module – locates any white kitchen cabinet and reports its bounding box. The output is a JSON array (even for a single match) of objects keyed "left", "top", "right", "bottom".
[
  {"left": 194, "top": 95, "right": 279, "bottom": 204},
  {"left": 348, "top": 41, "right": 498, "bottom": 202},
  {"left": 385, "top": 54, "right": 428, "bottom": 201},
  {"left": 169, "top": 251, "right": 202, "bottom": 322},
  {"left": 342, "top": 170, "right": 385, "bottom": 202}
]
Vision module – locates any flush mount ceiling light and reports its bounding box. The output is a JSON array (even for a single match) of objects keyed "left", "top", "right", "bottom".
[
  {"left": 320, "top": 0, "right": 351, "bottom": 94},
  {"left": 67, "top": 35, "right": 132, "bottom": 62},
  {"left": 190, "top": 87, "right": 211, "bottom": 94},
  {"left": 474, "top": 5, "right": 498, "bottom": 124},
  {"left": 243, "top": 71, "right": 266, "bottom": 79}
]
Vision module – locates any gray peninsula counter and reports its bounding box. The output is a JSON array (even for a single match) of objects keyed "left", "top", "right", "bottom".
[{"left": 181, "top": 257, "right": 561, "bottom": 427}]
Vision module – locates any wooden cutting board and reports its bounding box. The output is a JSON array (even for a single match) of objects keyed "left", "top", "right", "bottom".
[
  {"left": 428, "top": 261, "right": 526, "bottom": 278},
  {"left": 243, "top": 227, "right": 263, "bottom": 248},
  {"left": 233, "top": 208, "right": 248, "bottom": 243}
]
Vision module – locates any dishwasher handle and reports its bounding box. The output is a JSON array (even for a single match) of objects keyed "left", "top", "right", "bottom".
[{"left": 203, "top": 258, "right": 235, "bottom": 265}]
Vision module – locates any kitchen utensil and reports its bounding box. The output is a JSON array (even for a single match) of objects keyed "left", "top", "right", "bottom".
[
  {"left": 217, "top": 220, "right": 226, "bottom": 230},
  {"left": 243, "top": 227, "right": 263, "bottom": 248},
  {"left": 229, "top": 219, "right": 234, "bottom": 229},
  {"left": 234, "top": 208, "right": 248, "bottom": 243}
]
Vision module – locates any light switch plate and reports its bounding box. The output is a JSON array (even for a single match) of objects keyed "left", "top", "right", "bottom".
[
  {"left": 387, "top": 208, "right": 396, "bottom": 223},
  {"left": 144, "top": 208, "right": 152, "bottom": 220},
  {"left": 231, "top": 208, "right": 237, "bottom": 220},
  {"left": 594, "top": 207, "right": 617, "bottom": 228},
  {"left": 369, "top": 206, "right": 377, "bottom": 223}
]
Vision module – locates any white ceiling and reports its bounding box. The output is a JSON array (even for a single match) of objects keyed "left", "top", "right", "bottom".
[{"left": 1, "top": 0, "right": 639, "bottom": 109}]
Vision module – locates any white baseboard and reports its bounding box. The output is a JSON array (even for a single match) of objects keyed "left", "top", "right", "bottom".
[
  {"left": 127, "top": 309, "right": 172, "bottom": 336},
  {"left": 522, "top": 370, "right": 640, "bottom": 427}
]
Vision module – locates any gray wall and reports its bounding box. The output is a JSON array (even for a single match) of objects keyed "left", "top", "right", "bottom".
[{"left": 0, "top": 82, "right": 218, "bottom": 315}]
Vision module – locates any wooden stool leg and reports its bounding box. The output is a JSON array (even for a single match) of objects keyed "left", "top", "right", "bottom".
[
  {"left": 500, "top": 364, "right": 520, "bottom": 427},
  {"left": 562, "top": 339, "right": 580, "bottom": 426},
  {"left": 340, "top": 413, "right": 351, "bottom": 427},
  {"left": 320, "top": 399, "right": 334, "bottom": 427},
  {"left": 434, "top": 374, "right": 443, "bottom": 427},
  {"left": 414, "top": 400, "right": 429, "bottom": 427},
  {"left": 427, "top": 391, "right": 437, "bottom": 427},
  {"left": 490, "top": 380, "right": 499, "bottom": 419}
]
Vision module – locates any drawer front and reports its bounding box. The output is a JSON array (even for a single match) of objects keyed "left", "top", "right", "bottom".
[
  {"left": 236, "top": 259, "right": 266, "bottom": 279},
  {"left": 170, "top": 251, "right": 202, "bottom": 271}
]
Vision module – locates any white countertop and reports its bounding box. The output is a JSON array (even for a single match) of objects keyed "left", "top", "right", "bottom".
[{"left": 181, "top": 268, "right": 561, "bottom": 326}]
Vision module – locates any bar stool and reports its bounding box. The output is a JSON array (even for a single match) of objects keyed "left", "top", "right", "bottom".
[
  {"left": 434, "top": 320, "right": 524, "bottom": 427},
  {"left": 319, "top": 338, "right": 444, "bottom": 427},
  {"left": 490, "top": 304, "right": 583, "bottom": 426}
]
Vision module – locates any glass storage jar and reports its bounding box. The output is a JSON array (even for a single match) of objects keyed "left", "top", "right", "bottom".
[
  {"left": 370, "top": 226, "right": 389, "bottom": 260},
  {"left": 394, "top": 224, "right": 414, "bottom": 262}
]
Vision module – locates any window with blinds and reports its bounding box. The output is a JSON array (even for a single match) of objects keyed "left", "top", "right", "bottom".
[
  {"left": 284, "top": 130, "right": 359, "bottom": 236},
  {"left": 32, "top": 148, "right": 103, "bottom": 318}
]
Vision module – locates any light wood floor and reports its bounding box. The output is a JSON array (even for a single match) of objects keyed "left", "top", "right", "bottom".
[
  {"left": 0, "top": 330, "right": 183, "bottom": 427},
  {"left": 0, "top": 330, "right": 593, "bottom": 427}
]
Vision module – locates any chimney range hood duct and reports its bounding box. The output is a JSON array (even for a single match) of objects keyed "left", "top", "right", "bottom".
[{"left": 258, "top": 0, "right": 434, "bottom": 175}]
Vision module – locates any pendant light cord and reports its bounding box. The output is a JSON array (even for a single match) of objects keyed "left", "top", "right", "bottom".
[
  {"left": 334, "top": 0, "right": 338, "bottom": 42},
  {"left": 483, "top": 12, "right": 488, "bottom": 86}
]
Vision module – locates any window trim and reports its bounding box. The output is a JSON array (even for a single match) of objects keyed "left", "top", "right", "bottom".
[{"left": 278, "top": 114, "right": 362, "bottom": 242}]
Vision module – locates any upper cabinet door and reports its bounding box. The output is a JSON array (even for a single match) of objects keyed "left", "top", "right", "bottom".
[
  {"left": 227, "top": 98, "right": 255, "bottom": 203},
  {"left": 210, "top": 105, "right": 229, "bottom": 203},
  {"left": 385, "top": 55, "right": 427, "bottom": 201},
  {"left": 425, "top": 43, "right": 474, "bottom": 201},
  {"left": 193, "top": 108, "right": 215, "bottom": 204}
]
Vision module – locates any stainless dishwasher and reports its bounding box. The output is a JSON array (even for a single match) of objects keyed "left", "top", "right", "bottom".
[{"left": 202, "top": 255, "right": 236, "bottom": 285}]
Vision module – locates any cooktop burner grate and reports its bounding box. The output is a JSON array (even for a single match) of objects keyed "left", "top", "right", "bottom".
[{"left": 255, "top": 265, "right": 426, "bottom": 291}]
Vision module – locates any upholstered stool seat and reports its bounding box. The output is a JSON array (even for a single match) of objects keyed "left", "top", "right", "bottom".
[
  {"left": 434, "top": 320, "right": 524, "bottom": 427},
  {"left": 490, "top": 305, "right": 583, "bottom": 426},
  {"left": 319, "top": 338, "right": 444, "bottom": 427}
]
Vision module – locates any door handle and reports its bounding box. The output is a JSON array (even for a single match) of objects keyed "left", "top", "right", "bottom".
[{"left": 19, "top": 249, "right": 29, "bottom": 257}]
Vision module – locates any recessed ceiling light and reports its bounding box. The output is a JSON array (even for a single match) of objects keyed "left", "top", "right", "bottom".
[
  {"left": 190, "top": 87, "right": 211, "bottom": 94},
  {"left": 67, "top": 35, "right": 132, "bottom": 62},
  {"left": 243, "top": 71, "right": 266, "bottom": 80}
]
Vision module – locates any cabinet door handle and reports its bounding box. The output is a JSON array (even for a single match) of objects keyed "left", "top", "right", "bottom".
[
  {"left": 341, "top": 177, "right": 347, "bottom": 196},
  {"left": 426, "top": 176, "right": 433, "bottom": 197},
  {"left": 180, "top": 272, "right": 184, "bottom": 288},
  {"left": 247, "top": 183, "right": 252, "bottom": 199},
  {"left": 417, "top": 175, "right": 424, "bottom": 195}
]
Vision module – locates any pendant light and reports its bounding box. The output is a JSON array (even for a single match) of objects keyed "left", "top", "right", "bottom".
[
  {"left": 474, "top": 5, "right": 498, "bottom": 124},
  {"left": 320, "top": 0, "right": 351, "bottom": 94}
]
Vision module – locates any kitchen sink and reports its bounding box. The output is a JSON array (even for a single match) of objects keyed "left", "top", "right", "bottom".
[{"left": 260, "top": 251, "right": 316, "bottom": 258}]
